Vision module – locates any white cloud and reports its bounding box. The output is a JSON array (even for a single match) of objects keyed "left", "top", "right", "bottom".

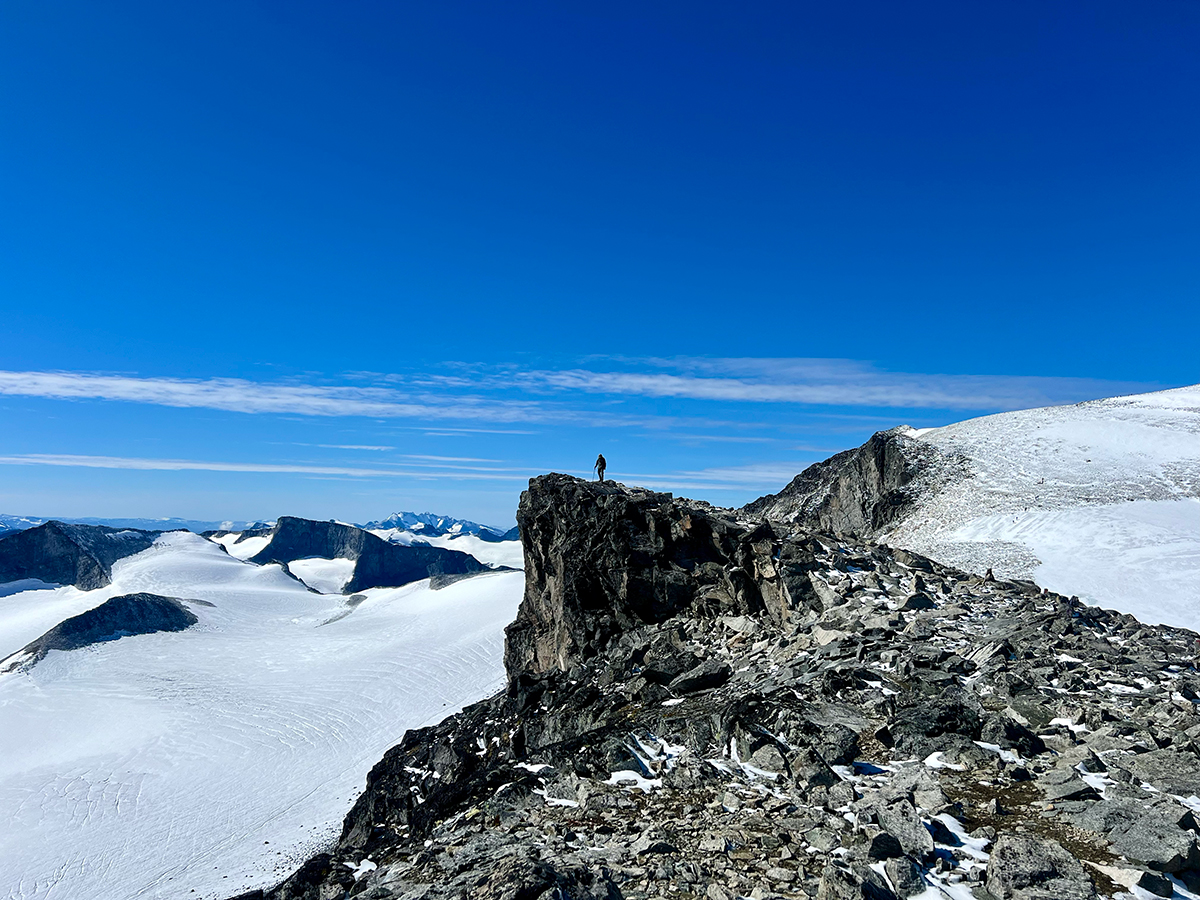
[
  {"left": 0, "top": 363, "right": 1162, "bottom": 432},
  {"left": 0, "top": 371, "right": 550, "bottom": 423},
  {"left": 0, "top": 454, "right": 534, "bottom": 482},
  {"left": 513, "top": 363, "right": 1157, "bottom": 411}
]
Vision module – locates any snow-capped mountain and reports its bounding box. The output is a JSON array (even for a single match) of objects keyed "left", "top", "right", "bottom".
[
  {"left": 746, "top": 383, "right": 1200, "bottom": 629},
  {"left": 0, "top": 524, "right": 523, "bottom": 900},
  {"left": 355, "top": 511, "right": 523, "bottom": 570},
  {"left": 0, "top": 514, "right": 46, "bottom": 535},
  {"left": 359, "top": 511, "right": 517, "bottom": 542}
]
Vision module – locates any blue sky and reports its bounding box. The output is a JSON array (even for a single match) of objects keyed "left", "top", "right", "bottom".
[{"left": 1, "top": 1, "right": 1196, "bottom": 527}]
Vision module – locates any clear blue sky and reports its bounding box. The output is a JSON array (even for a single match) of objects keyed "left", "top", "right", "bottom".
[{"left": 1, "top": 1, "right": 1196, "bottom": 527}]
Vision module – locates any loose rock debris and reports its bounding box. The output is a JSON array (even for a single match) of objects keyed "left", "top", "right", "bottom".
[{"left": 244, "top": 475, "right": 1200, "bottom": 900}]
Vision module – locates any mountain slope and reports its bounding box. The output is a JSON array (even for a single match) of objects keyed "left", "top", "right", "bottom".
[
  {"left": 247, "top": 516, "right": 496, "bottom": 592},
  {"left": 0, "top": 592, "right": 199, "bottom": 673},
  {"left": 0, "top": 521, "right": 164, "bottom": 589},
  {"left": 745, "top": 384, "right": 1200, "bottom": 628}
]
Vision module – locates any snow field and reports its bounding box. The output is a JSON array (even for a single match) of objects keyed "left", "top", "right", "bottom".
[
  {"left": 887, "top": 384, "right": 1200, "bottom": 630},
  {"left": 211, "top": 532, "right": 272, "bottom": 560},
  {"left": 286, "top": 556, "right": 356, "bottom": 593},
  {"left": 368, "top": 528, "right": 525, "bottom": 570},
  {"left": 0, "top": 532, "right": 524, "bottom": 900}
]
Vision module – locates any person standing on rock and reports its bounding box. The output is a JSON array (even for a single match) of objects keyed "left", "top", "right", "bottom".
[{"left": 594, "top": 454, "right": 606, "bottom": 482}]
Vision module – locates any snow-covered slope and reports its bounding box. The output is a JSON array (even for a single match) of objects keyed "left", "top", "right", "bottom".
[
  {"left": 368, "top": 527, "right": 525, "bottom": 570},
  {"left": 0, "top": 532, "right": 523, "bottom": 900},
  {"left": 882, "top": 384, "right": 1200, "bottom": 627}
]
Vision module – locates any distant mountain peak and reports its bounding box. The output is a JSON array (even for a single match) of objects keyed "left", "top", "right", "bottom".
[{"left": 359, "top": 511, "right": 510, "bottom": 541}]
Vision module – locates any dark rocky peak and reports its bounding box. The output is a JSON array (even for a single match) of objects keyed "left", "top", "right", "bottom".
[
  {"left": 251, "top": 516, "right": 499, "bottom": 593},
  {"left": 0, "top": 521, "right": 163, "bottom": 590},
  {"left": 252, "top": 516, "right": 374, "bottom": 563},
  {"left": 0, "top": 592, "right": 200, "bottom": 673},
  {"left": 742, "top": 427, "right": 954, "bottom": 536},
  {"left": 506, "top": 474, "right": 828, "bottom": 679}
]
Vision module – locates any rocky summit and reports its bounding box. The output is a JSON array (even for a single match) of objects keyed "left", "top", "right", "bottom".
[{"left": 239, "top": 474, "right": 1200, "bottom": 900}]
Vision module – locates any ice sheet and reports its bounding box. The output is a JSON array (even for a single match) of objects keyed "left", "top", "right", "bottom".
[{"left": 0, "top": 532, "right": 523, "bottom": 900}]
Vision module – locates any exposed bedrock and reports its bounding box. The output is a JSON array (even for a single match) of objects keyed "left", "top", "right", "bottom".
[
  {"left": 0, "top": 521, "right": 162, "bottom": 591},
  {"left": 505, "top": 473, "right": 824, "bottom": 677},
  {"left": 1, "top": 592, "right": 199, "bottom": 672},
  {"left": 237, "top": 476, "right": 1200, "bottom": 900},
  {"left": 741, "top": 428, "right": 950, "bottom": 536},
  {"left": 250, "top": 516, "right": 494, "bottom": 593}
]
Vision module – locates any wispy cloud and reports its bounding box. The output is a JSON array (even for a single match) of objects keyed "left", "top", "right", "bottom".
[
  {"left": 0, "top": 451, "right": 821, "bottom": 500},
  {"left": 512, "top": 360, "right": 1158, "bottom": 412},
  {"left": 638, "top": 433, "right": 775, "bottom": 444},
  {"left": 401, "top": 454, "right": 504, "bottom": 463},
  {"left": 0, "top": 362, "right": 1163, "bottom": 433},
  {"left": 0, "top": 453, "right": 535, "bottom": 482},
  {"left": 0, "top": 371, "right": 551, "bottom": 422},
  {"left": 317, "top": 444, "right": 396, "bottom": 451}
]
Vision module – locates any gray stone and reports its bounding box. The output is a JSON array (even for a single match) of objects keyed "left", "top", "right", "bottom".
[
  {"left": 1108, "top": 817, "right": 1199, "bottom": 873},
  {"left": 985, "top": 833, "right": 1097, "bottom": 900},
  {"left": 670, "top": 658, "right": 733, "bottom": 694},
  {"left": 1, "top": 592, "right": 199, "bottom": 673},
  {"left": 816, "top": 861, "right": 898, "bottom": 900},
  {"left": 1136, "top": 869, "right": 1174, "bottom": 897},
  {"left": 884, "top": 857, "right": 926, "bottom": 899},
  {"left": 874, "top": 798, "right": 934, "bottom": 861}
]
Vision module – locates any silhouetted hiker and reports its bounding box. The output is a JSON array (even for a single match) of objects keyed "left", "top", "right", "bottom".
[{"left": 594, "top": 454, "right": 606, "bottom": 482}]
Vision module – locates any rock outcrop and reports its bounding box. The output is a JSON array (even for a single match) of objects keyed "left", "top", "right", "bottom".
[
  {"left": 233, "top": 476, "right": 1200, "bottom": 900},
  {"left": 0, "top": 592, "right": 199, "bottom": 672},
  {"left": 741, "top": 428, "right": 954, "bottom": 536},
  {"left": 249, "top": 516, "right": 495, "bottom": 593},
  {"left": 506, "top": 474, "right": 822, "bottom": 677},
  {"left": 0, "top": 521, "right": 162, "bottom": 590}
]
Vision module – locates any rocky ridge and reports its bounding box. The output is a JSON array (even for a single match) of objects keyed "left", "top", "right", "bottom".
[
  {"left": 0, "top": 591, "right": 202, "bottom": 673},
  {"left": 247, "top": 516, "right": 500, "bottom": 593},
  {"left": 238, "top": 475, "right": 1200, "bottom": 900},
  {"left": 740, "top": 388, "right": 1200, "bottom": 619},
  {"left": 0, "top": 520, "right": 164, "bottom": 590},
  {"left": 740, "top": 429, "right": 958, "bottom": 537}
]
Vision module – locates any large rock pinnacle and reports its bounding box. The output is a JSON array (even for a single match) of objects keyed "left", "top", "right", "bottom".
[{"left": 504, "top": 473, "right": 822, "bottom": 679}]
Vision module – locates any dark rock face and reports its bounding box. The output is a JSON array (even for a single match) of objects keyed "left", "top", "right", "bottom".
[
  {"left": 250, "top": 516, "right": 493, "bottom": 593},
  {"left": 741, "top": 428, "right": 949, "bottom": 536},
  {"left": 1, "top": 592, "right": 198, "bottom": 672},
  {"left": 0, "top": 521, "right": 162, "bottom": 590},
  {"left": 506, "top": 474, "right": 821, "bottom": 676},
  {"left": 237, "top": 475, "right": 1200, "bottom": 900}
]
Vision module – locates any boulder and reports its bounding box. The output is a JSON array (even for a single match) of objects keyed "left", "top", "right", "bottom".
[
  {"left": 817, "top": 861, "right": 898, "bottom": 900},
  {"left": 985, "top": 833, "right": 1097, "bottom": 900}
]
